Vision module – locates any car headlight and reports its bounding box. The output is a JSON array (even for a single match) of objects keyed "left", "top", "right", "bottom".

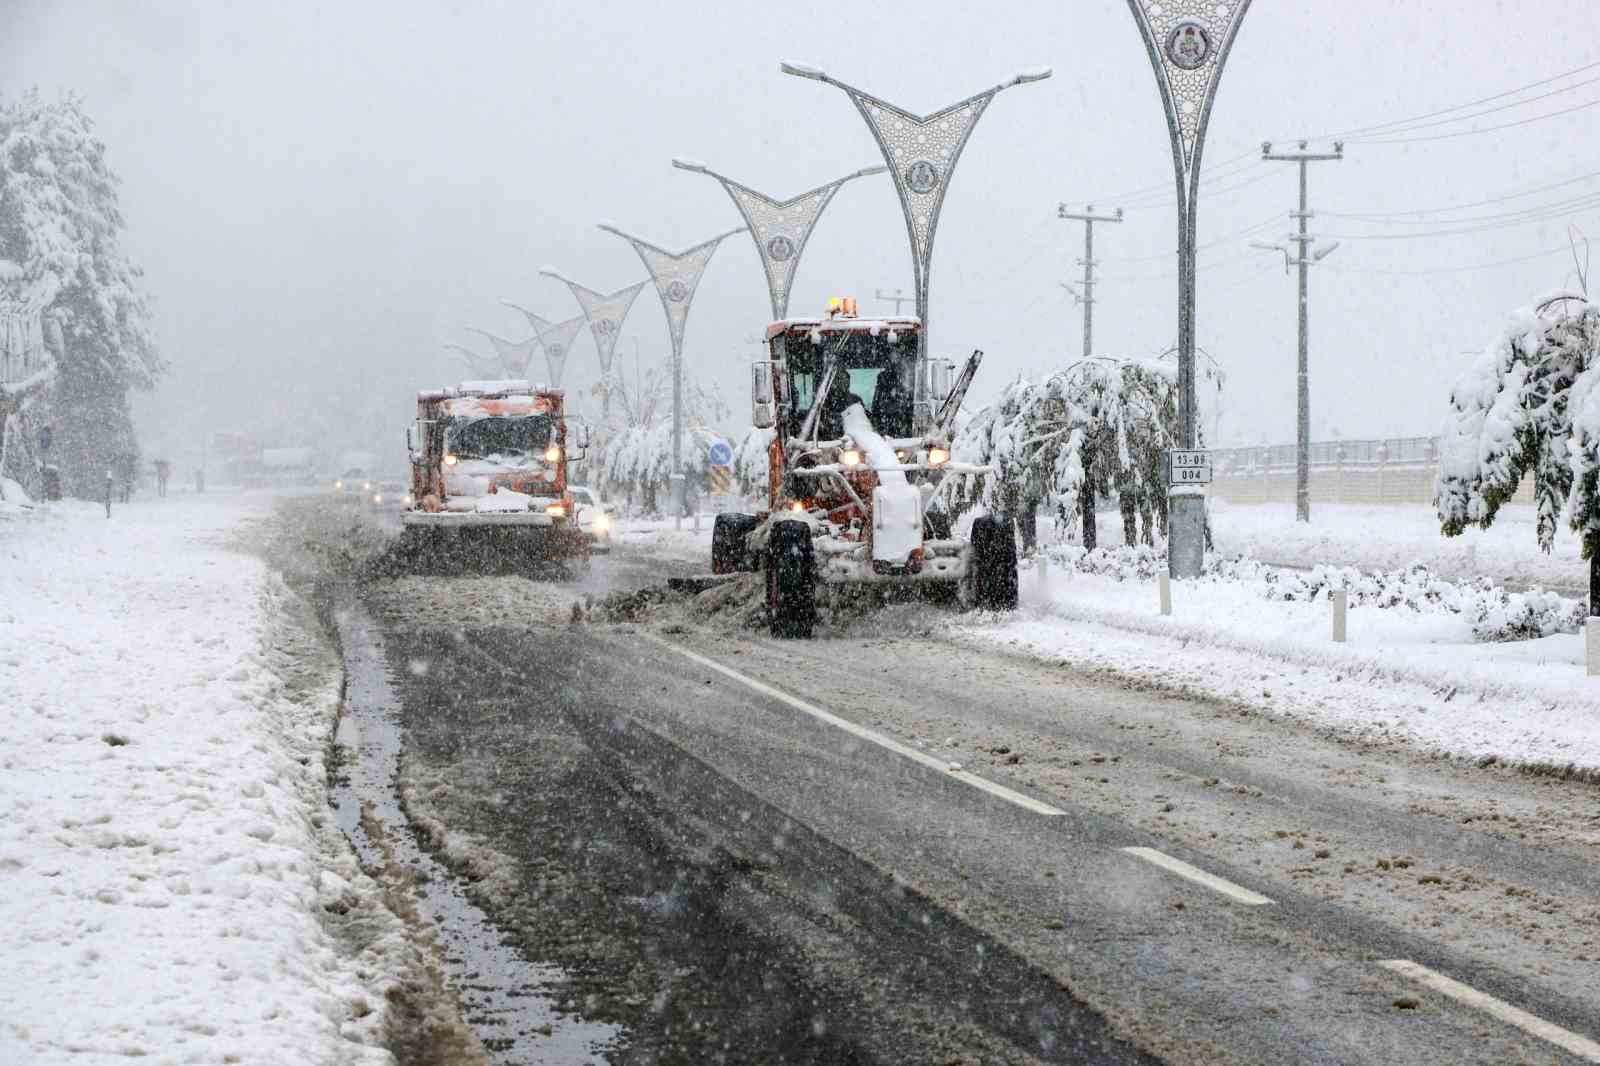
[
  {"left": 334, "top": 479, "right": 343, "bottom": 489},
  {"left": 403, "top": 493, "right": 413, "bottom": 505},
  {"left": 593, "top": 512, "right": 610, "bottom": 531},
  {"left": 363, "top": 481, "right": 371, "bottom": 491},
  {"left": 372, "top": 494, "right": 382, "bottom": 504},
  {"left": 444, "top": 453, "right": 458, "bottom": 466}
]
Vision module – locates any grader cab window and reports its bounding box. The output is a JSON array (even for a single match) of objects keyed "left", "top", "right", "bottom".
[
  {"left": 446, "top": 415, "right": 552, "bottom": 461},
  {"left": 784, "top": 330, "right": 917, "bottom": 440}
]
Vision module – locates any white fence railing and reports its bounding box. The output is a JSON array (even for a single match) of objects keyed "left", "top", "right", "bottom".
[{"left": 1209, "top": 436, "right": 1535, "bottom": 507}]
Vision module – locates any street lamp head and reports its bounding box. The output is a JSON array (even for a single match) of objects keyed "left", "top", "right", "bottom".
[
  {"left": 1115, "top": 208, "right": 1124, "bottom": 220},
  {"left": 1010, "top": 66, "right": 1053, "bottom": 85},
  {"left": 1298, "top": 139, "right": 1308, "bottom": 150},
  {"left": 1312, "top": 240, "right": 1341, "bottom": 262},
  {"left": 1261, "top": 140, "right": 1272, "bottom": 156},
  {"left": 671, "top": 158, "right": 708, "bottom": 173},
  {"left": 1333, "top": 140, "right": 1345, "bottom": 156},
  {"left": 780, "top": 61, "right": 826, "bottom": 81}
]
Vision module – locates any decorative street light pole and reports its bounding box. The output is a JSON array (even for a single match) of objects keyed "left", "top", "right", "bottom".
[
  {"left": 670, "top": 159, "right": 886, "bottom": 320},
  {"left": 442, "top": 342, "right": 501, "bottom": 380},
  {"left": 1123, "top": 0, "right": 1253, "bottom": 579},
  {"left": 464, "top": 327, "right": 542, "bottom": 378},
  {"left": 534, "top": 274, "right": 649, "bottom": 424},
  {"left": 598, "top": 222, "right": 744, "bottom": 526},
  {"left": 779, "top": 62, "right": 1051, "bottom": 360},
  {"left": 503, "top": 304, "right": 587, "bottom": 388}
]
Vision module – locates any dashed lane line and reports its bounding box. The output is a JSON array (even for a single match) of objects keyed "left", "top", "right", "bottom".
[
  {"left": 1379, "top": 960, "right": 1600, "bottom": 1063},
  {"left": 653, "top": 637, "right": 1066, "bottom": 817},
  {"left": 1119, "top": 846, "right": 1275, "bottom": 906}
]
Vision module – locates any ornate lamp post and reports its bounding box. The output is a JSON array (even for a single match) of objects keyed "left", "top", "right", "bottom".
[
  {"left": 534, "top": 274, "right": 649, "bottom": 423},
  {"left": 779, "top": 62, "right": 1051, "bottom": 357},
  {"left": 503, "top": 304, "right": 587, "bottom": 388},
  {"left": 1123, "top": 0, "right": 1253, "bottom": 578},
  {"left": 442, "top": 342, "right": 501, "bottom": 380},
  {"left": 598, "top": 223, "right": 744, "bottom": 525},
  {"left": 670, "top": 159, "right": 886, "bottom": 320},
  {"left": 464, "top": 327, "right": 541, "bottom": 377}
]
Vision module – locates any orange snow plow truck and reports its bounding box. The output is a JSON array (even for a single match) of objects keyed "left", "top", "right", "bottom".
[
  {"left": 400, "top": 380, "right": 591, "bottom": 570},
  {"left": 712, "top": 300, "right": 1017, "bottom": 638}
]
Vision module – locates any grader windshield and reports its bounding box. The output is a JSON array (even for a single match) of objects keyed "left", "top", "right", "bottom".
[{"left": 782, "top": 328, "right": 918, "bottom": 440}]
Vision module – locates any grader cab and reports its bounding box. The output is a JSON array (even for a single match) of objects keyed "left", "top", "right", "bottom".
[{"left": 712, "top": 300, "right": 1018, "bottom": 637}]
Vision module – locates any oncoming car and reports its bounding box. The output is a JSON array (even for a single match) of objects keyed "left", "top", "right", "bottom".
[{"left": 569, "top": 485, "right": 616, "bottom": 552}]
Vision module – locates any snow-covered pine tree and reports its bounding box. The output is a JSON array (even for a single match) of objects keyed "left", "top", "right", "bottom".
[
  {"left": 0, "top": 91, "right": 161, "bottom": 497},
  {"left": 732, "top": 424, "right": 775, "bottom": 500},
  {"left": 1437, "top": 290, "right": 1600, "bottom": 609},
  {"left": 592, "top": 355, "right": 730, "bottom": 514}
]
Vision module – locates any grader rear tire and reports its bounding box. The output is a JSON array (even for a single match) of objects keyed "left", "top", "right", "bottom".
[
  {"left": 766, "top": 519, "right": 816, "bottom": 639},
  {"left": 970, "top": 514, "right": 1019, "bottom": 611}
]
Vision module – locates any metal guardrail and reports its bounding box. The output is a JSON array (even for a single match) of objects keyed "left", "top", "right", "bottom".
[{"left": 1213, "top": 436, "right": 1439, "bottom": 473}]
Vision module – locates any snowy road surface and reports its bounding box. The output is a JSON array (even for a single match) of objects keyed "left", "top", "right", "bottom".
[
  {"left": 0, "top": 495, "right": 403, "bottom": 1065},
  {"left": 337, "top": 498, "right": 1600, "bottom": 1064}
]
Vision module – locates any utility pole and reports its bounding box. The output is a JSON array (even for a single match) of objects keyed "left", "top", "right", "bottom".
[
  {"left": 875, "top": 288, "right": 914, "bottom": 315},
  {"left": 1254, "top": 139, "right": 1343, "bottom": 524},
  {"left": 1057, "top": 204, "right": 1122, "bottom": 358}
]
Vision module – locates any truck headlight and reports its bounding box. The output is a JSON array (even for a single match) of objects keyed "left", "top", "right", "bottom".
[
  {"left": 372, "top": 493, "right": 382, "bottom": 504},
  {"left": 545, "top": 502, "right": 566, "bottom": 518},
  {"left": 545, "top": 446, "right": 562, "bottom": 463},
  {"left": 444, "top": 453, "right": 458, "bottom": 466}
]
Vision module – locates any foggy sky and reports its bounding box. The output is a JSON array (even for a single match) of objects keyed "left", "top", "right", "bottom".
[{"left": 4, "top": 0, "right": 1596, "bottom": 468}]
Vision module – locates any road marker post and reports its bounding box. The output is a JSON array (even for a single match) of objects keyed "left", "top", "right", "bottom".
[
  {"left": 1332, "top": 589, "right": 1348, "bottom": 643},
  {"left": 1587, "top": 617, "right": 1600, "bottom": 677},
  {"left": 1159, "top": 571, "right": 1172, "bottom": 616}
]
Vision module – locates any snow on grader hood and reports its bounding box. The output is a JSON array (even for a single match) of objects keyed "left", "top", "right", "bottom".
[{"left": 711, "top": 308, "right": 1019, "bottom": 639}]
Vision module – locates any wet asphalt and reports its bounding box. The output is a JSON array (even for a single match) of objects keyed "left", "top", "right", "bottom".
[{"left": 329, "top": 507, "right": 1598, "bottom": 1065}]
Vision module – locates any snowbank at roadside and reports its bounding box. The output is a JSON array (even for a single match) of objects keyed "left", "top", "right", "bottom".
[
  {"left": 951, "top": 550, "right": 1600, "bottom": 775},
  {"left": 614, "top": 513, "right": 713, "bottom": 564},
  {"left": 0, "top": 496, "right": 399, "bottom": 1064}
]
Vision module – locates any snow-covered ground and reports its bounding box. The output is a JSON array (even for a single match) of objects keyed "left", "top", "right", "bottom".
[
  {"left": 0, "top": 494, "right": 400, "bottom": 1064},
  {"left": 1206, "top": 500, "right": 1587, "bottom": 592},
  {"left": 951, "top": 548, "right": 1600, "bottom": 775},
  {"left": 613, "top": 512, "right": 714, "bottom": 565}
]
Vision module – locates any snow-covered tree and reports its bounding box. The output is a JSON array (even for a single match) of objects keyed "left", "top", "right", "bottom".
[
  {"left": 591, "top": 355, "right": 730, "bottom": 514},
  {"left": 949, "top": 357, "right": 1181, "bottom": 550},
  {"left": 732, "top": 424, "right": 774, "bottom": 499},
  {"left": 1437, "top": 290, "right": 1600, "bottom": 604},
  {"left": 0, "top": 91, "right": 161, "bottom": 496}
]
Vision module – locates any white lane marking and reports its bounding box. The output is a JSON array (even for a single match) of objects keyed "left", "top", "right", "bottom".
[
  {"left": 653, "top": 638, "right": 1065, "bottom": 817},
  {"left": 1119, "top": 846, "right": 1274, "bottom": 906},
  {"left": 1379, "top": 960, "right": 1600, "bottom": 1062}
]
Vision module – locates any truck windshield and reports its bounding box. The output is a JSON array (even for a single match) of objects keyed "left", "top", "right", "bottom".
[
  {"left": 784, "top": 330, "right": 917, "bottom": 440},
  {"left": 447, "top": 415, "right": 552, "bottom": 461}
]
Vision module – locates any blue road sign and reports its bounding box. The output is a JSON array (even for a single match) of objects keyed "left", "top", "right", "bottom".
[{"left": 708, "top": 439, "right": 733, "bottom": 467}]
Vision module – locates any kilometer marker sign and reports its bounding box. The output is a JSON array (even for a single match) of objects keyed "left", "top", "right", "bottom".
[{"left": 1168, "top": 449, "right": 1212, "bottom": 486}]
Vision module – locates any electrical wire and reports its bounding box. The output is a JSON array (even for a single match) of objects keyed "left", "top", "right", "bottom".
[
  {"left": 1352, "top": 96, "right": 1600, "bottom": 146},
  {"left": 1105, "top": 213, "right": 1280, "bottom": 264},
  {"left": 1323, "top": 201, "right": 1600, "bottom": 241},
  {"left": 1086, "top": 147, "right": 1262, "bottom": 208},
  {"left": 1322, "top": 57, "right": 1600, "bottom": 140},
  {"left": 1321, "top": 189, "right": 1600, "bottom": 229},
  {"left": 1342, "top": 75, "right": 1600, "bottom": 142},
  {"left": 1321, "top": 167, "right": 1600, "bottom": 221},
  {"left": 1320, "top": 242, "right": 1581, "bottom": 277}
]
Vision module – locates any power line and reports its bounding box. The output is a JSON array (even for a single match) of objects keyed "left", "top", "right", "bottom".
[
  {"left": 1322, "top": 57, "right": 1600, "bottom": 140},
  {"left": 1321, "top": 242, "right": 1581, "bottom": 277},
  {"left": 1324, "top": 201, "right": 1600, "bottom": 241},
  {"left": 1105, "top": 212, "right": 1280, "bottom": 264},
  {"left": 1353, "top": 96, "right": 1600, "bottom": 146},
  {"left": 1088, "top": 147, "right": 1261, "bottom": 205},
  {"left": 1342, "top": 74, "right": 1600, "bottom": 141},
  {"left": 1321, "top": 166, "right": 1600, "bottom": 220},
  {"left": 1322, "top": 189, "right": 1600, "bottom": 229}
]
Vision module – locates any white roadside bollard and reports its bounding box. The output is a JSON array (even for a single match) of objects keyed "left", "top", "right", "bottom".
[
  {"left": 1159, "top": 571, "right": 1172, "bottom": 616},
  {"left": 1332, "top": 589, "right": 1348, "bottom": 643},
  {"left": 1038, "top": 551, "right": 1050, "bottom": 594},
  {"left": 1587, "top": 617, "right": 1600, "bottom": 677},
  {"left": 693, "top": 509, "right": 701, "bottom": 533}
]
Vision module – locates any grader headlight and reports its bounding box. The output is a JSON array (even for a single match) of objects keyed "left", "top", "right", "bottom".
[
  {"left": 927, "top": 447, "right": 950, "bottom": 467},
  {"left": 840, "top": 448, "right": 863, "bottom": 468}
]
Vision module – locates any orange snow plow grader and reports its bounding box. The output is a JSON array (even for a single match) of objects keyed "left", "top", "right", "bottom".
[
  {"left": 712, "top": 300, "right": 1017, "bottom": 638},
  {"left": 398, "top": 380, "right": 591, "bottom": 573}
]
